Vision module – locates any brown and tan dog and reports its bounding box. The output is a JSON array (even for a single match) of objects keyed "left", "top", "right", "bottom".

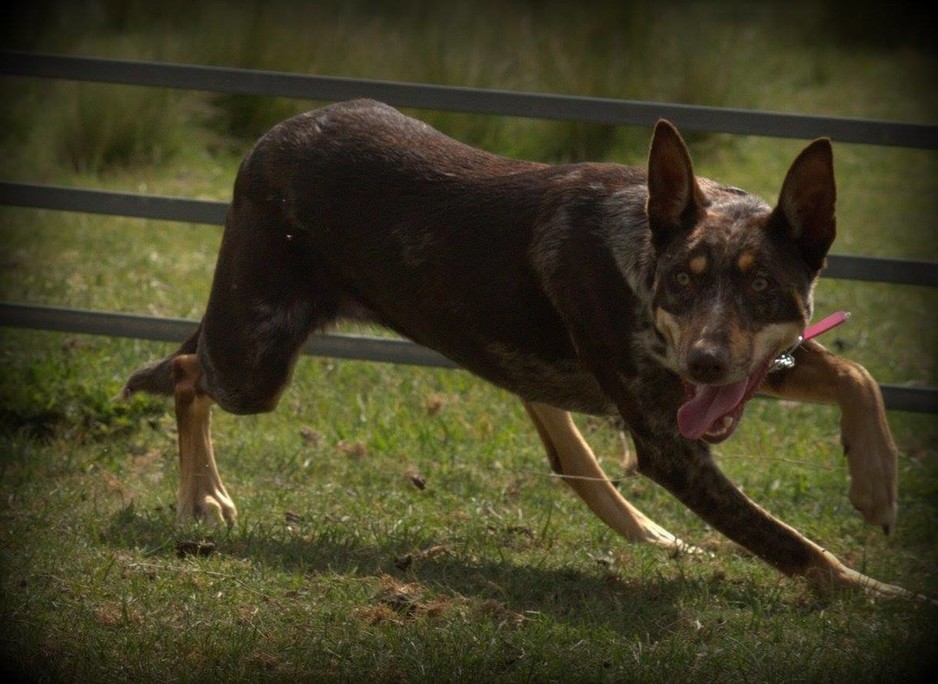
[{"left": 125, "top": 99, "right": 915, "bottom": 599}]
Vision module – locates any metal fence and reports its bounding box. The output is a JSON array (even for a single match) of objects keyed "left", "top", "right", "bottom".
[{"left": 1, "top": 50, "right": 936, "bottom": 412}]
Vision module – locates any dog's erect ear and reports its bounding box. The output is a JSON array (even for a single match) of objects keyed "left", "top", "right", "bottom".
[
  {"left": 768, "top": 139, "right": 836, "bottom": 272},
  {"left": 646, "top": 120, "right": 707, "bottom": 251}
]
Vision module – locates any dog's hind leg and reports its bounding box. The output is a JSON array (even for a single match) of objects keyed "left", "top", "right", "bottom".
[
  {"left": 122, "top": 324, "right": 238, "bottom": 524},
  {"left": 524, "top": 402, "right": 697, "bottom": 553},
  {"left": 124, "top": 158, "right": 344, "bottom": 523},
  {"left": 763, "top": 340, "right": 899, "bottom": 532},
  {"left": 171, "top": 353, "right": 236, "bottom": 525}
]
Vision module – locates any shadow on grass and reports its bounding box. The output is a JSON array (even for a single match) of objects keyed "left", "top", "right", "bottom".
[{"left": 105, "top": 499, "right": 795, "bottom": 639}]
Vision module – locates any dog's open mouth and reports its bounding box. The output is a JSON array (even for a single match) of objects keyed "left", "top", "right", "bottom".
[{"left": 677, "top": 360, "right": 771, "bottom": 443}]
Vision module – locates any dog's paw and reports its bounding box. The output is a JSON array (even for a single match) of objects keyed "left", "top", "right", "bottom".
[
  {"left": 804, "top": 549, "right": 918, "bottom": 600},
  {"left": 842, "top": 421, "right": 898, "bottom": 532},
  {"left": 834, "top": 362, "right": 900, "bottom": 533},
  {"left": 177, "top": 492, "right": 238, "bottom": 528},
  {"left": 638, "top": 518, "right": 708, "bottom": 556}
]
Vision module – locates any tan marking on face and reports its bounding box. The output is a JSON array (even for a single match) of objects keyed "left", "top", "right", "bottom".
[
  {"left": 752, "top": 322, "right": 804, "bottom": 369},
  {"left": 683, "top": 318, "right": 803, "bottom": 383},
  {"left": 689, "top": 255, "right": 708, "bottom": 274},
  {"left": 727, "top": 322, "right": 750, "bottom": 370},
  {"left": 683, "top": 311, "right": 751, "bottom": 381},
  {"left": 737, "top": 252, "right": 757, "bottom": 272},
  {"left": 654, "top": 308, "right": 684, "bottom": 353}
]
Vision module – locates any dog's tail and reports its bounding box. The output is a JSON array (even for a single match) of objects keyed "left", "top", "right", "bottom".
[{"left": 119, "top": 324, "right": 201, "bottom": 399}]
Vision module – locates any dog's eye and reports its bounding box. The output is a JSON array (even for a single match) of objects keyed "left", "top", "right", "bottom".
[
  {"left": 674, "top": 271, "right": 691, "bottom": 287},
  {"left": 752, "top": 275, "right": 769, "bottom": 292}
]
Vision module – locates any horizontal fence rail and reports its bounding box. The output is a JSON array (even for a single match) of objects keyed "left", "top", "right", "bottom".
[
  {"left": 1, "top": 302, "right": 934, "bottom": 414},
  {"left": 0, "top": 181, "right": 230, "bottom": 226},
  {"left": 3, "top": 50, "right": 938, "bottom": 148},
  {"left": 0, "top": 302, "right": 457, "bottom": 369},
  {"left": 1, "top": 50, "right": 935, "bottom": 413},
  {"left": 2, "top": 181, "right": 935, "bottom": 288}
]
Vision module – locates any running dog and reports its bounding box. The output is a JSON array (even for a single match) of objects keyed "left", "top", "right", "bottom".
[{"left": 124, "top": 99, "right": 914, "bottom": 598}]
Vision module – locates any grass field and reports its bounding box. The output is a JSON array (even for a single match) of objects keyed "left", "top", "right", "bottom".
[{"left": 1, "top": 1, "right": 937, "bottom": 681}]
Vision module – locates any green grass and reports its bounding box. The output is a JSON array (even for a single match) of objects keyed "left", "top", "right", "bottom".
[{"left": 2, "top": 1, "right": 937, "bottom": 681}]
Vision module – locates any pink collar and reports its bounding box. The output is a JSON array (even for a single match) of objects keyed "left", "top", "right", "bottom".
[{"left": 770, "top": 311, "right": 850, "bottom": 373}]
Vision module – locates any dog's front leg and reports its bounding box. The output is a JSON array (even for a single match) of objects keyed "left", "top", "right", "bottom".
[
  {"left": 524, "top": 402, "right": 696, "bottom": 552},
  {"left": 172, "top": 354, "right": 237, "bottom": 526},
  {"left": 634, "top": 431, "right": 917, "bottom": 599},
  {"left": 763, "top": 340, "right": 898, "bottom": 532}
]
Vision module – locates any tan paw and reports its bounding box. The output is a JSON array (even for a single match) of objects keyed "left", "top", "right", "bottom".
[
  {"left": 177, "top": 490, "right": 238, "bottom": 527},
  {"left": 842, "top": 416, "right": 898, "bottom": 532}
]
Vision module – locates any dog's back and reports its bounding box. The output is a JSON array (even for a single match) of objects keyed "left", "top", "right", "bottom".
[
  {"left": 121, "top": 101, "right": 920, "bottom": 601},
  {"left": 214, "top": 100, "right": 652, "bottom": 413}
]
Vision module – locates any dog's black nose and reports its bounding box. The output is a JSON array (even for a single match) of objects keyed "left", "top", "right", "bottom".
[{"left": 687, "top": 343, "right": 729, "bottom": 384}]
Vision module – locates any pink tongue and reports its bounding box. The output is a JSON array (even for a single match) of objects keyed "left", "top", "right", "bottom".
[{"left": 678, "top": 378, "right": 750, "bottom": 439}]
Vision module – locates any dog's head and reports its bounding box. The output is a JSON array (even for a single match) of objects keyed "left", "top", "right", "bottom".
[{"left": 646, "top": 120, "right": 836, "bottom": 442}]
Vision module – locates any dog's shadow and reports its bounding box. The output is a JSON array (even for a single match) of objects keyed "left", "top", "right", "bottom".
[{"left": 108, "top": 501, "right": 753, "bottom": 637}]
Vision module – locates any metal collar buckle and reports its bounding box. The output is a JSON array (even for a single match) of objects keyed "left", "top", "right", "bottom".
[
  {"left": 768, "top": 311, "right": 850, "bottom": 374},
  {"left": 769, "top": 335, "right": 803, "bottom": 373}
]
